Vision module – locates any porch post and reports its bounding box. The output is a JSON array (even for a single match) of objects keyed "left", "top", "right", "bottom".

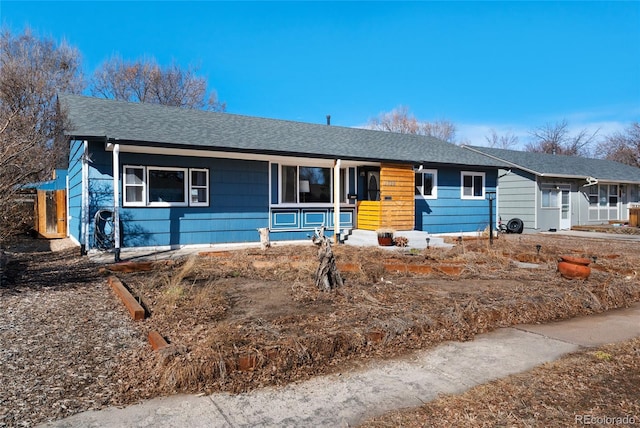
[
  {"left": 112, "top": 144, "right": 121, "bottom": 262},
  {"left": 334, "top": 159, "right": 341, "bottom": 244}
]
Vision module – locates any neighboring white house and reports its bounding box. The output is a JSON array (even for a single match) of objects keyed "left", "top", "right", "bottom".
[{"left": 464, "top": 146, "right": 640, "bottom": 232}]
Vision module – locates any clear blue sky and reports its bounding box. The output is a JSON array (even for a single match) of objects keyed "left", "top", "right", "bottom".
[{"left": 2, "top": 1, "right": 639, "bottom": 148}]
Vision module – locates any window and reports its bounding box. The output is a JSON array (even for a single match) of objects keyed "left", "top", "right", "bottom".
[
  {"left": 148, "top": 168, "right": 187, "bottom": 205},
  {"left": 599, "top": 185, "right": 608, "bottom": 207},
  {"left": 300, "top": 166, "right": 331, "bottom": 203},
  {"left": 587, "top": 184, "right": 621, "bottom": 221},
  {"left": 280, "top": 165, "right": 333, "bottom": 204},
  {"left": 609, "top": 185, "right": 618, "bottom": 206},
  {"left": 190, "top": 169, "right": 209, "bottom": 206},
  {"left": 281, "top": 165, "right": 298, "bottom": 203},
  {"left": 123, "top": 165, "right": 209, "bottom": 207},
  {"left": 588, "top": 185, "right": 598, "bottom": 207},
  {"left": 461, "top": 171, "right": 485, "bottom": 199},
  {"left": 415, "top": 169, "right": 437, "bottom": 198},
  {"left": 124, "top": 166, "right": 145, "bottom": 206},
  {"left": 630, "top": 184, "right": 638, "bottom": 203},
  {"left": 541, "top": 187, "right": 559, "bottom": 208}
]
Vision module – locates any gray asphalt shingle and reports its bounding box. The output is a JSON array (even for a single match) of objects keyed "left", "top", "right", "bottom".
[
  {"left": 59, "top": 94, "right": 504, "bottom": 168},
  {"left": 465, "top": 145, "right": 640, "bottom": 183}
]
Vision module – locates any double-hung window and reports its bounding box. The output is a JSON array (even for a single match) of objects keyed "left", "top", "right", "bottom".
[
  {"left": 461, "top": 171, "right": 485, "bottom": 199},
  {"left": 189, "top": 169, "right": 209, "bottom": 206},
  {"left": 123, "top": 165, "right": 209, "bottom": 207},
  {"left": 124, "top": 166, "right": 145, "bottom": 206},
  {"left": 415, "top": 169, "right": 437, "bottom": 199}
]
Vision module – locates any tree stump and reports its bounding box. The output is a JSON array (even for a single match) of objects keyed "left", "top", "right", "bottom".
[
  {"left": 258, "top": 227, "right": 270, "bottom": 250},
  {"left": 312, "top": 227, "right": 343, "bottom": 291}
]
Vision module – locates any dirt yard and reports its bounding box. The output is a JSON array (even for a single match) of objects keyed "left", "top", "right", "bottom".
[{"left": 1, "top": 232, "right": 639, "bottom": 427}]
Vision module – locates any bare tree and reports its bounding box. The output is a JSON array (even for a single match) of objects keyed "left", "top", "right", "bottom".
[
  {"left": 367, "top": 105, "right": 457, "bottom": 143},
  {"left": 90, "top": 56, "right": 226, "bottom": 111},
  {"left": 524, "top": 119, "right": 598, "bottom": 156},
  {"left": 594, "top": 122, "right": 640, "bottom": 167},
  {"left": 485, "top": 129, "right": 519, "bottom": 149},
  {"left": 0, "top": 27, "right": 83, "bottom": 244}
]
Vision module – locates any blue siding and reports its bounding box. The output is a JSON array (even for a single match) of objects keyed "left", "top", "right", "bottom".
[
  {"left": 67, "top": 140, "right": 84, "bottom": 244},
  {"left": 86, "top": 144, "right": 116, "bottom": 248},
  {"left": 116, "top": 154, "right": 270, "bottom": 247},
  {"left": 76, "top": 139, "right": 501, "bottom": 246},
  {"left": 415, "top": 168, "right": 498, "bottom": 234}
]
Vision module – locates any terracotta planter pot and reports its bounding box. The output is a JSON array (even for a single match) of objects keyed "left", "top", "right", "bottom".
[
  {"left": 558, "top": 260, "right": 591, "bottom": 279},
  {"left": 559, "top": 255, "right": 591, "bottom": 266},
  {"left": 377, "top": 236, "right": 393, "bottom": 246}
]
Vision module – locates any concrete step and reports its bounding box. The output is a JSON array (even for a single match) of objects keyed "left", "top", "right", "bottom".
[{"left": 344, "top": 229, "right": 449, "bottom": 249}]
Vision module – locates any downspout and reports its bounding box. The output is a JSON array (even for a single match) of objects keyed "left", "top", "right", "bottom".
[
  {"left": 334, "top": 159, "right": 341, "bottom": 244},
  {"left": 81, "top": 140, "right": 89, "bottom": 255},
  {"left": 112, "top": 143, "right": 121, "bottom": 262}
]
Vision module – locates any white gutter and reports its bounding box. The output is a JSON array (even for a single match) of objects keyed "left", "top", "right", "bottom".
[
  {"left": 81, "top": 140, "right": 89, "bottom": 254},
  {"left": 334, "top": 159, "right": 341, "bottom": 244},
  {"left": 112, "top": 143, "right": 121, "bottom": 261}
]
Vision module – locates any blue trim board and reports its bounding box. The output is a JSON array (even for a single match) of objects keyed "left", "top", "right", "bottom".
[
  {"left": 302, "top": 211, "right": 327, "bottom": 228},
  {"left": 271, "top": 208, "right": 355, "bottom": 231},
  {"left": 272, "top": 210, "right": 300, "bottom": 229}
]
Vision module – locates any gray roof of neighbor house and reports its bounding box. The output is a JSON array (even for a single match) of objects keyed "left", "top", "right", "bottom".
[
  {"left": 59, "top": 94, "right": 504, "bottom": 168},
  {"left": 465, "top": 145, "right": 640, "bottom": 184}
]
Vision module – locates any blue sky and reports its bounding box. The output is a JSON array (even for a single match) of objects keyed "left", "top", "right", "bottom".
[{"left": 2, "top": 1, "right": 639, "bottom": 148}]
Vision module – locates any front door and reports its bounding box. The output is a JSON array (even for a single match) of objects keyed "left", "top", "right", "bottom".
[
  {"left": 559, "top": 188, "right": 571, "bottom": 230},
  {"left": 366, "top": 171, "right": 380, "bottom": 201}
]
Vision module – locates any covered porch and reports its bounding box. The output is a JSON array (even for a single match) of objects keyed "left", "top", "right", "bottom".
[{"left": 356, "top": 163, "right": 415, "bottom": 231}]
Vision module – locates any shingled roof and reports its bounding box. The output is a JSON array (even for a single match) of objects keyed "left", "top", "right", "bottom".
[
  {"left": 59, "top": 94, "right": 503, "bottom": 168},
  {"left": 465, "top": 145, "right": 640, "bottom": 183}
]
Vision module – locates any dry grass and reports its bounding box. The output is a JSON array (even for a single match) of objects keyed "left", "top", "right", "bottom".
[
  {"left": 360, "top": 338, "right": 640, "bottom": 427},
  {"left": 113, "top": 233, "right": 640, "bottom": 399}
]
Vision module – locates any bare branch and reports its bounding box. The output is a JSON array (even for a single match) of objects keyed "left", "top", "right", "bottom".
[
  {"left": 90, "top": 56, "right": 225, "bottom": 111},
  {"left": 485, "top": 129, "right": 519, "bottom": 149},
  {"left": 595, "top": 122, "right": 640, "bottom": 167},
  {"left": 0, "top": 27, "right": 83, "bottom": 243},
  {"left": 366, "top": 105, "right": 457, "bottom": 143},
  {"left": 525, "top": 119, "right": 595, "bottom": 156}
]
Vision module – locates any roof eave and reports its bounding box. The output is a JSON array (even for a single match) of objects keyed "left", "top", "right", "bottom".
[{"left": 462, "top": 146, "right": 542, "bottom": 176}]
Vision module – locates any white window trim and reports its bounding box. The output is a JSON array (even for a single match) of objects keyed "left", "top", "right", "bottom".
[
  {"left": 189, "top": 168, "right": 210, "bottom": 207},
  {"left": 123, "top": 165, "right": 146, "bottom": 207},
  {"left": 415, "top": 168, "right": 438, "bottom": 199},
  {"left": 540, "top": 185, "right": 560, "bottom": 209},
  {"left": 146, "top": 166, "right": 189, "bottom": 207},
  {"left": 278, "top": 163, "right": 349, "bottom": 205},
  {"left": 587, "top": 185, "right": 599, "bottom": 208},
  {"left": 460, "top": 171, "right": 485, "bottom": 200},
  {"left": 123, "top": 165, "right": 209, "bottom": 208}
]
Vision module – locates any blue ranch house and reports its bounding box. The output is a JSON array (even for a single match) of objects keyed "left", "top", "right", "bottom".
[{"left": 60, "top": 95, "right": 504, "bottom": 256}]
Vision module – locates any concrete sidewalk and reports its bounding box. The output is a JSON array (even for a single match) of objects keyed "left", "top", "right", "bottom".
[{"left": 40, "top": 303, "right": 640, "bottom": 428}]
